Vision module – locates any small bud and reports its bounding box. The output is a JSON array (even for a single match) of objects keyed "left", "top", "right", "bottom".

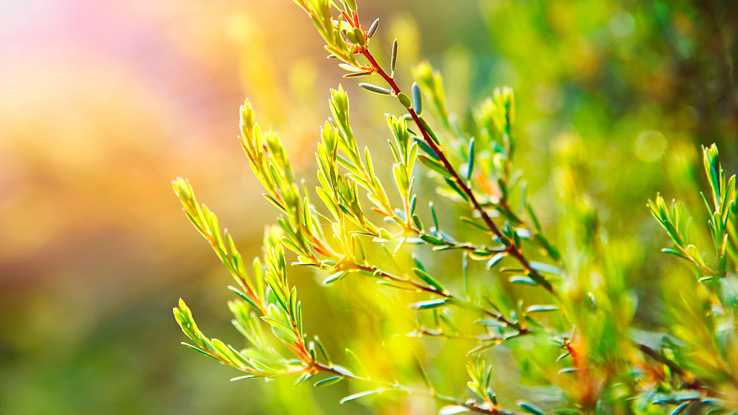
[
  {"left": 353, "top": 27, "right": 365, "bottom": 46},
  {"left": 240, "top": 99, "right": 255, "bottom": 131},
  {"left": 367, "top": 18, "right": 379, "bottom": 38},
  {"left": 390, "top": 39, "right": 398, "bottom": 74},
  {"left": 173, "top": 178, "right": 192, "bottom": 201},
  {"left": 397, "top": 92, "right": 412, "bottom": 108},
  {"left": 343, "top": 29, "right": 357, "bottom": 44}
]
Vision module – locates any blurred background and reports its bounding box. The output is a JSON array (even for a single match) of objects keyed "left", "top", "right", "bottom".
[{"left": 0, "top": 0, "right": 735, "bottom": 414}]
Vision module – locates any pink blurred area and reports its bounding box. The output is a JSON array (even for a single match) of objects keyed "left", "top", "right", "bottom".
[{"left": 0, "top": 0, "right": 323, "bottom": 296}]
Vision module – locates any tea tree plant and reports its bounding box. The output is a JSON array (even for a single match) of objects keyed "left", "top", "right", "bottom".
[{"left": 172, "top": 0, "right": 738, "bottom": 413}]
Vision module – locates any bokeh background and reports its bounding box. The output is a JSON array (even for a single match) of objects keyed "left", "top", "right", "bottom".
[{"left": 1, "top": 0, "right": 736, "bottom": 414}]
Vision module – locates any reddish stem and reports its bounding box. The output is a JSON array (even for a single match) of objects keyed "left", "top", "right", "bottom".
[{"left": 359, "top": 49, "right": 554, "bottom": 295}]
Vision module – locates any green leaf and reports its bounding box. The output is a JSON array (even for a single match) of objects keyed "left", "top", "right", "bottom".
[
  {"left": 413, "top": 268, "right": 444, "bottom": 292},
  {"left": 410, "top": 299, "right": 448, "bottom": 310},
  {"left": 181, "top": 342, "right": 212, "bottom": 358},
  {"left": 528, "top": 261, "right": 562, "bottom": 275},
  {"left": 344, "top": 71, "right": 372, "bottom": 78},
  {"left": 518, "top": 400, "right": 545, "bottom": 415},
  {"left": 412, "top": 214, "right": 424, "bottom": 231},
  {"left": 671, "top": 402, "right": 690, "bottom": 415},
  {"left": 526, "top": 305, "right": 559, "bottom": 313},
  {"left": 263, "top": 193, "right": 286, "bottom": 212},
  {"left": 509, "top": 275, "right": 536, "bottom": 286},
  {"left": 340, "top": 389, "right": 384, "bottom": 404},
  {"left": 314, "top": 336, "right": 331, "bottom": 363},
  {"left": 466, "top": 137, "right": 475, "bottom": 182},
  {"left": 477, "top": 318, "right": 504, "bottom": 327},
  {"left": 324, "top": 271, "right": 347, "bottom": 285},
  {"left": 211, "top": 338, "right": 239, "bottom": 362},
  {"left": 413, "top": 137, "right": 439, "bottom": 160},
  {"left": 314, "top": 376, "right": 344, "bottom": 387},
  {"left": 420, "top": 233, "right": 445, "bottom": 245},
  {"left": 230, "top": 375, "right": 259, "bottom": 382},
  {"left": 366, "top": 18, "right": 379, "bottom": 38},
  {"left": 293, "top": 372, "right": 311, "bottom": 386},
  {"left": 486, "top": 252, "right": 507, "bottom": 269},
  {"left": 261, "top": 316, "right": 297, "bottom": 341},
  {"left": 329, "top": 364, "right": 355, "bottom": 377},
  {"left": 467, "top": 340, "right": 502, "bottom": 356},
  {"left": 661, "top": 248, "right": 689, "bottom": 260},
  {"left": 412, "top": 82, "right": 422, "bottom": 115},
  {"left": 418, "top": 155, "right": 451, "bottom": 178},
  {"left": 345, "top": 348, "right": 370, "bottom": 377},
  {"left": 390, "top": 39, "right": 398, "bottom": 74},
  {"left": 417, "top": 117, "right": 440, "bottom": 144}
]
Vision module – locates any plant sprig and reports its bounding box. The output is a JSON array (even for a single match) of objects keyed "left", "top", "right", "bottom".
[
  {"left": 293, "top": 0, "right": 559, "bottom": 296},
  {"left": 173, "top": 166, "right": 525, "bottom": 414},
  {"left": 649, "top": 144, "right": 737, "bottom": 280},
  {"left": 171, "top": 0, "right": 738, "bottom": 413}
]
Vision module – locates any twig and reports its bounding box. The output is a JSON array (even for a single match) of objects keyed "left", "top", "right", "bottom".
[{"left": 359, "top": 48, "right": 556, "bottom": 297}]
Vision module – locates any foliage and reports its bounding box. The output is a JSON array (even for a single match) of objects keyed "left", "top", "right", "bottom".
[{"left": 172, "top": 0, "right": 738, "bottom": 413}]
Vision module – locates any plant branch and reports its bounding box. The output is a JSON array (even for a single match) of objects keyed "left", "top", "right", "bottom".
[
  {"left": 313, "top": 362, "right": 518, "bottom": 415},
  {"left": 354, "top": 264, "right": 528, "bottom": 335},
  {"left": 359, "top": 49, "right": 555, "bottom": 296},
  {"left": 635, "top": 342, "right": 708, "bottom": 392}
]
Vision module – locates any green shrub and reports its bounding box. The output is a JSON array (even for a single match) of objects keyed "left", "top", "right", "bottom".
[{"left": 172, "top": 1, "right": 738, "bottom": 413}]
